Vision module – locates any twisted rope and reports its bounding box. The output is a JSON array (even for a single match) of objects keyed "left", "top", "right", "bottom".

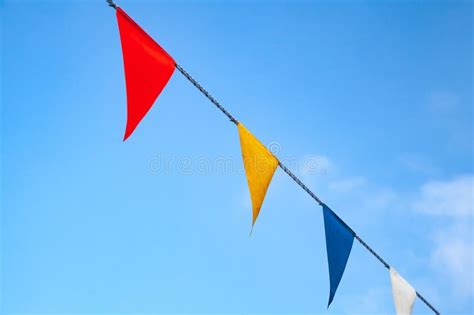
[
  {"left": 106, "top": 0, "right": 117, "bottom": 9},
  {"left": 175, "top": 64, "right": 238, "bottom": 125},
  {"left": 107, "top": 3, "right": 440, "bottom": 314},
  {"left": 175, "top": 63, "right": 440, "bottom": 315}
]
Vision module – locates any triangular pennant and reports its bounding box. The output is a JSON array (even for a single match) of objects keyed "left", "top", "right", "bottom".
[
  {"left": 238, "top": 123, "right": 279, "bottom": 228},
  {"left": 322, "top": 204, "right": 354, "bottom": 307},
  {"left": 390, "top": 268, "right": 417, "bottom": 315},
  {"left": 116, "top": 7, "right": 176, "bottom": 140}
]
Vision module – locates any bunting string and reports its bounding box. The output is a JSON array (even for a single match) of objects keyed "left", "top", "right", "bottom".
[
  {"left": 417, "top": 292, "right": 441, "bottom": 315},
  {"left": 106, "top": 0, "right": 117, "bottom": 9},
  {"left": 177, "top": 60, "right": 441, "bottom": 315},
  {"left": 106, "top": 2, "right": 440, "bottom": 314},
  {"left": 175, "top": 64, "right": 239, "bottom": 125}
]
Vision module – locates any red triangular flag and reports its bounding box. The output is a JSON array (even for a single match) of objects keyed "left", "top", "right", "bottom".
[{"left": 116, "top": 7, "right": 175, "bottom": 140}]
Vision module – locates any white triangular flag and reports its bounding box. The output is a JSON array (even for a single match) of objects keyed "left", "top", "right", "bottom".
[{"left": 390, "top": 267, "right": 417, "bottom": 315}]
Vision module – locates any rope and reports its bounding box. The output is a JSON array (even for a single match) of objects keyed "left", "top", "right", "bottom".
[
  {"left": 277, "top": 162, "right": 324, "bottom": 206},
  {"left": 175, "top": 62, "right": 441, "bottom": 315},
  {"left": 175, "top": 63, "right": 440, "bottom": 315},
  {"left": 106, "top": 2, "right": 440, "bottom": 314},
  {"left": 175, "top": 64, "right": 238, "bottom": 125},
  {"left": 106, "top": 0, "right": 117, "bottom": 9},
  {"left": 418, "top": 292, "right": 441, "bottom": 315}
]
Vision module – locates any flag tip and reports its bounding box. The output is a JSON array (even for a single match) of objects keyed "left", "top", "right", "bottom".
[
  {"left": 327, "top": 295, "right": 334, "bottom": 308},
  {"left": 123, "top": 127, "right": 133, "bottom": 141},
  {"left": 123, "top": 132, "right": 131, "bottom": 141}
]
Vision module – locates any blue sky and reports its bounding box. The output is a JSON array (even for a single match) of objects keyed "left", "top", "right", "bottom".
[{"left": 1, "top": 0, "right": 472, "bottom": 314}]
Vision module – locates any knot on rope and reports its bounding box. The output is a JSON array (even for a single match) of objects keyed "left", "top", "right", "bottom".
[{"left": 106, "top": 0, "right": 117, "bottom": 9}]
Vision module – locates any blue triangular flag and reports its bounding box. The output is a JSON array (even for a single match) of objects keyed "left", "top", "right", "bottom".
[{"left": 322, "top": 204, "right": 355, "bottom": 307}]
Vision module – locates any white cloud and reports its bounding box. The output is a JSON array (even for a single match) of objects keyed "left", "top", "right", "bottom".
[
  {"left": 366, "top": 188, "right": 398, "bottom": 211},
  {"left": 398, "top": 154, "right": 438, "bottom": 175},
  {"left": 340, "top": 287, "right": 389, "bottom": 315},
  {"left": 431, "top": 223, "right": 473, "bottom": 298},
  {"left": 425, "top": 91, "right": 472, "bottom": 152},
  {"left": 413, "top": 175, "right": 473, "bottom": 217},
  {"left": 282, "top": 155, "right": 473, "bottom": 309},
  {"left": 299, "top": 154, "right": 333, "bottom": 176},
  {"left": 329, "top": 176, "right": 398, "bottom": 215},
  {"left": 329, "top": 176, "right": 367, "bottom": 193},
  {"left": 413, "top": 175, "right": 474, "bottom": 300}
]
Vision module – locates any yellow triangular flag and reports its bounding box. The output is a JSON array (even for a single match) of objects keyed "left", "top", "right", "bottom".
[{"left": 238, "top": 123, "right": 279, "bottom": 228}]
